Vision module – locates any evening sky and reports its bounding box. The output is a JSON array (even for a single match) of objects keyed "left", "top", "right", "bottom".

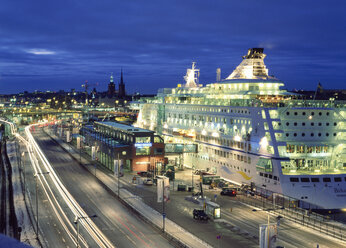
[{"left": 0, "top": 0, "right": 345, "bottom": 94}]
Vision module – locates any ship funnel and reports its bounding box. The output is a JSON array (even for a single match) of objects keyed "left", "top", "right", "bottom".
[{"left": 216, "top": 68, "right": 221, "bottom": 82}]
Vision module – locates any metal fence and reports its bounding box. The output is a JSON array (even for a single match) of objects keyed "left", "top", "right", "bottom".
[{"left": 236, "top": 190, "right": 346, "bottom": 241}]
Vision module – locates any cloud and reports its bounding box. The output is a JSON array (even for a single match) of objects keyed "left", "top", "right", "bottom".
[
  {"left": 25, "top": 49, "right": 56, "bottom": 55},
  {"left": 0, "top": 0, "right": 346, "bottom": 93}
]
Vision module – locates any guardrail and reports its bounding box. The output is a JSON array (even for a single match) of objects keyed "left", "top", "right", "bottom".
[{"left": 236, "top": 193, "right": 346, "bottom": 241}]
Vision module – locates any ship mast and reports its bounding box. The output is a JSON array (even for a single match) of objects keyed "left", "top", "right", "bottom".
[{"left": 184, "top": 62, "right": 200, "bottom": 88}]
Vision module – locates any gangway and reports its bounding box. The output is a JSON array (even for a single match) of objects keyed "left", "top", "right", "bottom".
[{"left": 164, "top": 143, "right": 197, "bottom": 154}]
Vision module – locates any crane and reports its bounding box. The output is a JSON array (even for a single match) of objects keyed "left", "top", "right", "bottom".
[{"left": 81, "top": 80, "right": 99, "bottom": 105}]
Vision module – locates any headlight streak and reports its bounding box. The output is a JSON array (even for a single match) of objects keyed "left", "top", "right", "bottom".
[
  {"left": 0, "top": 119, "right": 87, "bottom": 247},
  {"left": 0, "top": 119, "right": 114, "bottom": 248},
  {"left": 25, "top": 123, "right": 114, "bottom": 248}
]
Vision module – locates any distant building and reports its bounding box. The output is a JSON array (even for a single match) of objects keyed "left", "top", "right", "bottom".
[
  {"left": 293, "top": 88, "right": 346, "bottom": 100},
  {"left": 118, "top": 69, "right": 126, "bottom": 99},
  {"left": 107, "top": 74, "right": 116, "bottom": 98}
]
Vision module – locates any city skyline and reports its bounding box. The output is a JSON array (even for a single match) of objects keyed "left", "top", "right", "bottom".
[{"left": 1, "top": 0, "right": 346, "bottom": 94}]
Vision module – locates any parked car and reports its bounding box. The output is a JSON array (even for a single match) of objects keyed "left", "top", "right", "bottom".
[
  {"left": 193, "top": 209, "right": 209, "bottom": 221},
  {"left": 143, "top": 178, "right": 153, "bottom": 186},
  {"left": 220, "top": 188, "right": 237, "bottom": 196},
  {"left": 137, "top": 171, "right": 153, "bottom": 177}
]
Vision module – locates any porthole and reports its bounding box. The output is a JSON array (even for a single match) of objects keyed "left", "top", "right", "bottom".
[
  {"left": 302, "top": 133, "right": 305, "bottom": 137},
  {"left": 318, "top": 133, "right": 321, "bottom": 137},
  {"left": 326, "top": 133, "right": 329, "bottom": 137},
  {"left": 286, "top": 122, "right": 289, "bottom": 126},
  {"left": 319, "top": 112, "right": 322, "bottom": 116},
  {"left": 311, "top": 133, "right": 314, "bottom": 137},
  {"left": 334, "top": 122, "right": 337, "bottom": 126},
  {"left": 278, "top": 122, "right": 281, "bottom": 126},
  {"left": 327, "top": 112, "right": 330, "bottom": 116},
  {"left": 286, "top": 133, "right": 289, "bottom": 137},
  {"left": 302, "top": 122, "right": 305, "bottom": 126},
  {"left": 294, "top": 133, "right": 297, "bottom": 137},
  {"left": 286, "top": 112, "right": 290, "bottom": 115},
  {"left": 318, "top": 123, "right": 322, "bottom": 126},
  {"left": 302, "top": 112, "right": 306, "bottom": 116},
  {"left": 311, "top": 112, "right": 315, "bottom": 116},
  {"left": 311, "top": 122, "right": 314, "bottom": 126},
  {"left": 294, "top": 122, "right": 297, "bottom": 126},
  {"left": 326, "top": 123, "right": 329, "bottom": 126},
  {"left": 334, "top": 133, "right": 337, "bottom": 136},
  {"left": 294, "top": 112, "right": 298, "bottom": 116}
]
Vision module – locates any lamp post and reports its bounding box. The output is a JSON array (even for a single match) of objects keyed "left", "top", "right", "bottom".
[
  {"left": 74, "top": 214, "right": 97, "bottom": 248},
  {"left": 252, "top": 207, "right": 284, "bottom": 248},
  {"left": 192, "top": 165, "right": 195, "bottom": 192},
  {"left": 117, "top": 151, "right": 126, "bottom": 197},
  {"left": 34, "top": 171, "right": 50, "bottom": 238}
]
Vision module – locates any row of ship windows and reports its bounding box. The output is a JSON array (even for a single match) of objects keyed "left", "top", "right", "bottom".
[
  {"left": 198, "top": 136, "right": 252, "bottom": 151},
  {"left": 283, "top": 122, "right": 337, "bottom": 127},
  {"left": 286, "top": 144, "right": 329, "bottom": 153},
  {"left": 187, "top": 154, "right": 251, "bottom": 173},
  {"left": 190, "top": 151, "right": 252, "bottom": 164},
  {"left": 168, "top": 114, "right": 251, "bottom": 125},
  {"left": 285, "top": 132, "right": 337, "bottom": 137},
  {"left": 259, "top": 172, "right": 279, "bottom": 181},
  {"left": 286, "top": 111, "right": 330, "bottom": 116},
  {"left": 167, "top": 106, "right": 250, "bottom": 115},
  {"left": 289, "top": 177, "right": 345, "bottom": 183}
]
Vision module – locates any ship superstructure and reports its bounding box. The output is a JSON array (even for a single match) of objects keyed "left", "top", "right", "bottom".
[{"left": 132, "top": 48, "right": 346, "bottom": 209}]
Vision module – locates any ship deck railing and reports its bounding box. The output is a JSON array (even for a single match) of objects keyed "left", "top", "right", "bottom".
[{"left": 141, "top": 97, "right": 345, "bottom": 109}]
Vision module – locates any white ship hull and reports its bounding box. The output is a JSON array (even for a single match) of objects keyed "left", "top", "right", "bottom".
[{"left": 132, "top": 48, "right": 346, "bottom": 209}]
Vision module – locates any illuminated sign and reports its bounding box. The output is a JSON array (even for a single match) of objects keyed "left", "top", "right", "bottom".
[{"left": 135, "top": 143, "right": 152, "bottom": 148}]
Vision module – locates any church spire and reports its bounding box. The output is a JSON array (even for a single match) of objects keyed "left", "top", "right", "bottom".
[{"left": 118, "top": 68, "right": 126, "bottom": 98}]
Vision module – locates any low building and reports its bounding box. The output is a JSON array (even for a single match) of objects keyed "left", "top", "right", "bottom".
[{"left": 80, "top": 121, "right": 165, "bottom": 174}]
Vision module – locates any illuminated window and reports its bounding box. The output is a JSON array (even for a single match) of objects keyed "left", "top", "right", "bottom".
[{"left": 323, "top": 177, "right": 331, "bottom": 182}]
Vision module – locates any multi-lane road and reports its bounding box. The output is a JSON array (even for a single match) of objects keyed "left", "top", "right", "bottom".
[
  {"left": 22, "top": 125, "right": 346, "bottom": 248},
  {"left": 32, "top": 128, "right": 174, "bottom": 248}
]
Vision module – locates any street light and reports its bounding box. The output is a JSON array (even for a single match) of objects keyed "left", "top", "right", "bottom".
[
  {"left": 117, "top": 151, "right": 127, "bottom": 197},
  {"left": 252, "top": 207, "right": 284, "bottom": 248},
  {"left": 34, "top": 171, "right": 50, "bottom": 238},
  {"left": 191, "top": 165, "right": 195, "bottom": 193},
  {"left": 74, "top": 214, "right": 97, "bottom": 248}
]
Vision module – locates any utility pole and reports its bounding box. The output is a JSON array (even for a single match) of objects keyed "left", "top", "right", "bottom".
[
  {"left": 117, "top": 152, "right": 120, "bottom": 197},
  {"left": 34, "top": 171, "right": 50, "bottom": 238},
  {"left": 162, "top": 179, "right": 165, "bottom": 233},
  {"left": 74, "top": 214, "right": 97, "bottom": 248}
]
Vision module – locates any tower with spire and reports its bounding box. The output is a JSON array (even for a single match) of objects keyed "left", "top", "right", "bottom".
[
  {"left": 107, "top": 73, "right": 116, "bottom": 98},
  {"left": 118, "top": 69, "right": 126, "bottom": 98}
]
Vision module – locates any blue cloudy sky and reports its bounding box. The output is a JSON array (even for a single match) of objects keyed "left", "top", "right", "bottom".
[{"left": 0, "top": 0, "right": 345, "bottom": 94}]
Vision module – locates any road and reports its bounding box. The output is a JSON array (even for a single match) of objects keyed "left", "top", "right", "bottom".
[
  {"left": 120, "top": 170, "right": 346, "bottom": 248},
  {"left": 32, "top": 129, "right": 174, "bottom": 248}
]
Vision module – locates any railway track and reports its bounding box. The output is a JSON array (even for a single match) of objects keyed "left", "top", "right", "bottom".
[{"left": 0, "top": 137, "right": 20, "bottom": 239}]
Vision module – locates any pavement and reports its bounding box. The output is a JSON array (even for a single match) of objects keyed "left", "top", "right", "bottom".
[
  {"left": 45, "top": 129, "right": 346, "bottom": 248},
  {"left": 48, "top": 131, "right": 215, "bottom": 248}
]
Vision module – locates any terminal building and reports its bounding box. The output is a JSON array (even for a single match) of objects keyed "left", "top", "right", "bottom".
[{"left": 80, "top": 121, "right": 165, "bottom": 174}]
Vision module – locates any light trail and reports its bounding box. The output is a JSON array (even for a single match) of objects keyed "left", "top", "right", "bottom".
[
  {"left": 0, "top": 119, "right": 114, "bottom": 248},
  {"left": 26, "top": 122, "right": 114, "bottom": 248}
]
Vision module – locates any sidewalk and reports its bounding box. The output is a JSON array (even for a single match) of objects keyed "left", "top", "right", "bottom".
[
  {"left": 48, "top": 131, "right": 213, "bottom": 248},
  {"left": 48, "top": 130, "right": 346, "bottom": 247}
]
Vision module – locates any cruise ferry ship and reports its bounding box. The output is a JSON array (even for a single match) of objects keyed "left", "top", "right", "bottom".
[{"left": 132, "top": 48, "right": 346, "bottom": 209}]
